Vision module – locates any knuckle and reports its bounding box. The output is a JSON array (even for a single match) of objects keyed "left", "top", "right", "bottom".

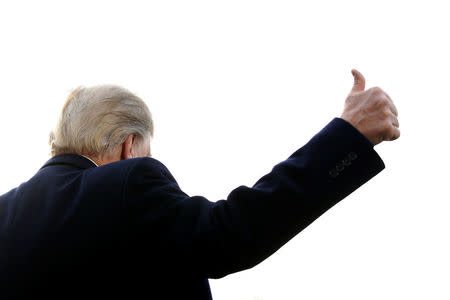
[
  {"left": 383, "top": 121, "right": 392, "bottom": 132},
  {"left": 393, "top": 113, "right": 399, "bottom": 121},
  {"left": 393, "top": 105, "right": 399, "bottom": 116},
  {"left": 391, "top": 129, "right": 400, "bottom": 141},
  {"left": 381, "top": 96, "right": 389, "bottom": 104},
  {"left": 372, "top": 86, "right": 383, "bottom": 94},
  {"left": 377, "top": 97, "right": 389, "bottom": 107}
]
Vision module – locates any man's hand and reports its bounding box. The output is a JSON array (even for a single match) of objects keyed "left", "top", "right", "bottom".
[{"left": 340, "top": 69, "right": 400, "bottom": 146}]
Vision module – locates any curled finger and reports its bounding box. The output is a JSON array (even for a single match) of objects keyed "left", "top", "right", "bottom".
[{"left": 389, "top": 127, "right": 401, "bottom": 141}]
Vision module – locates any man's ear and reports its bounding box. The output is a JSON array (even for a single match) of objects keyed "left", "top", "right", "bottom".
[{"left": 121, "top": 134, "right": 136, "bottom": 160}]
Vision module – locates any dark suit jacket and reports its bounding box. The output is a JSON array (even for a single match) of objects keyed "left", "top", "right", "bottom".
[{"left": 0, "top": 118, "right": 385, "bottom": 299}]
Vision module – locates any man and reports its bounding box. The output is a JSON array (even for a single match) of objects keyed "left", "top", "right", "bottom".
[{"left": 0, "top": 70, "right": 399, "bottom": 299}]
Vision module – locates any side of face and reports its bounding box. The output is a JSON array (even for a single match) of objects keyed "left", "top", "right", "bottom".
[
  {"left": 87, "top": 133, "right": 151, "bottom": 166},
  {"left": 133, "top": 136, "right": 151, "bottom": 158},
  {"left": 121, "top": 133, "right": 151, "bottom": 160}
]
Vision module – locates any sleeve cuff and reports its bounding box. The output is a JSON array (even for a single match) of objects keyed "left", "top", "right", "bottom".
[
  {"left": 296, "top": 117, "right": 385, "bottom": 199},
  {"left": 336, "top": 117, "right": 375, "bottom": 148}
]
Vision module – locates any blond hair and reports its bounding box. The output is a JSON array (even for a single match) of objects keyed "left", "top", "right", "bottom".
[{"left": 49, "top": 85, "right": 153, "bottom": 157}]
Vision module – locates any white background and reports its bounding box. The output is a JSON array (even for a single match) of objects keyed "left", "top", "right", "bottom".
[{"left": 0, "top": 1, "right": 449, "bottom": 299}]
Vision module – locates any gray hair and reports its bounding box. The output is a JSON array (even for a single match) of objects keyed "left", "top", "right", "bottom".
[{"left": 49, "top": 85, "right": 153, "bottom": 157}]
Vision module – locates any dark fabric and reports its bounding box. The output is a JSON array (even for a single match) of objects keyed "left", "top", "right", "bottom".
[{"left": 0, "top": 118, "right": 385, "bottom": 299}]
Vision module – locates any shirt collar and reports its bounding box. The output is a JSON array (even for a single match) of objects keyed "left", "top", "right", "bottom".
[
  {"left": 80, "top": 155, "right": 99, "bottom": 167},
  {"left": 40, "top": 154, "right": 98, "bottom": 170}
]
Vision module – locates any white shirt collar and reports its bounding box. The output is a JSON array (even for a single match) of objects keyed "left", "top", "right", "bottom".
[{"left": 80, "top": 155, "right": 99, "bottom": 167}]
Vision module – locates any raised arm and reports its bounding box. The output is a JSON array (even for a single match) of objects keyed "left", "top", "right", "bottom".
[{"left": 124, "top": 70, "right": 399, "bottom": 278}]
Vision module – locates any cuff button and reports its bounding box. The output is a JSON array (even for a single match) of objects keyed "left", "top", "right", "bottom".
[
  {"left": 329, "top": 169, "right": 339, "bottom": 178},
  {"left": 342, "top": 158, "right": 352, "bottom": 166},
  {"left": 348, "top": 152, "right": 358, "bottom": 160}
]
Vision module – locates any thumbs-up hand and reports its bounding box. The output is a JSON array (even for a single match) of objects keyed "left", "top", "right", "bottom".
[{"left": 340, "top": 69, "right": 400, "bottom": 146}]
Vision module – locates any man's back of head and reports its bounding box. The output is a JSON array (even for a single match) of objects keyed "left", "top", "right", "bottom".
[{"left": 49, "top": 85, "right": 154, "bottom": 165}]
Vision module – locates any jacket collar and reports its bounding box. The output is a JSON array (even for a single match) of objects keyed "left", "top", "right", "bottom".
[{"left": 40, "top": 154, "right": 98, "bottom": 170}]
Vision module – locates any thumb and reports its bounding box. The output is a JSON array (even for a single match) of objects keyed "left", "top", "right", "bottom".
[{"left": 350, "top": 69, "right": 366, "bottom": 93}]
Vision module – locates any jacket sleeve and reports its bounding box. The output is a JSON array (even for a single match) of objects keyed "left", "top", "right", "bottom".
[{"left": 123, "top": 118, "right": 385, "bottom": 278}]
